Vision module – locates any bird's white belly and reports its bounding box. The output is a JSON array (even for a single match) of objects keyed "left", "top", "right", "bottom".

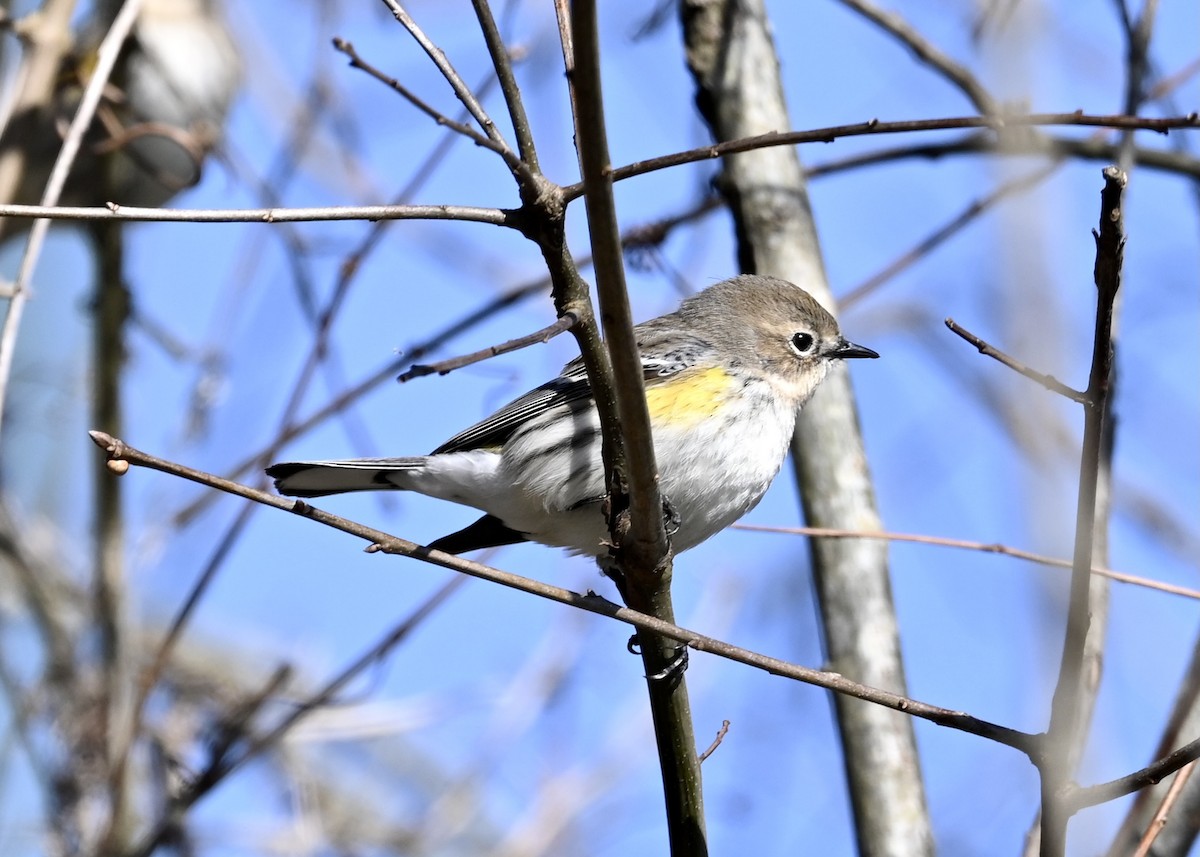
[{"left": 488, "top": 388, "right": 796, "bottom": 556}]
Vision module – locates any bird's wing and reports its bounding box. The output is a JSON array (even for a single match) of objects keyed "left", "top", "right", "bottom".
[
  {"left": 430, "top": 348, "right": 691, "bottom": 456},
  {"left": 431, "top": 374, "right": 593, "bottom": 454}
]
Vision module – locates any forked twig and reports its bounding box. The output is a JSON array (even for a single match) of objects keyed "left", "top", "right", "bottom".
[{"left": 332, "top": 36, "right": 519, "bottom": 167}]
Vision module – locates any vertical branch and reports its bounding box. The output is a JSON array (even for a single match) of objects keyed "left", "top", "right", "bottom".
[
  {"left": 89, "top": 216, "right": 133, "bottom": 852},
  {"left": 1032, "top": 7, "right": 1153, "bottom": 852},
  {"left": 679, "top": 2, "right": 933, "bottom": 855},
  {"left": 566, "top": 3, "right": 704, "bottom": 854},
  {"left": 1040, "top": 166, "right": 1126, "bottom": 857}
]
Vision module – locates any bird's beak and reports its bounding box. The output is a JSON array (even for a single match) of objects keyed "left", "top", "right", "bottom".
[{"left": 830, "top": 338, "right": 879, "bottom": 359}]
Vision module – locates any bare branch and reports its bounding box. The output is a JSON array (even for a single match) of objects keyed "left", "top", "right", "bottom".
[
  {"left": 331, "top": 36, "right": 521, "bottom": 168},
  {"left": 944, "top": 318, "right": 1089, "bottom": 403},
  {"left": 0, "top": 201, "right": 515, "bottom": 225},
  {"left": 1069, "top": 738, "right": 1200, "bottom": 813},
  {"left": 567, "top": 3, "right": 701, "bottom": 853},
  {"left": 732, "top": 523, "right": 1200, "bottom": 601},
  {"left": 697, "top": 720, "right": 730, "bottom": 764},
  {"left": 576, "top": 112, "right": 1200, "bottom": 199},
  {"left": 1131, "top": 762, "right": 1196, "bottom": 857},
  {"left": 86, "top": 429, "right": 1041, "bottom": 756},
  {"left": 1040, "top": 165, "right": 1127, "bottom": 857},
  {"left": 471, "top": 0, "right": 540, "bottom": 171},
  {"left": 377, "top": 0, "right": 514, "bottom": 158},
  {"left": 397, "top": 312, "right": 576, "bottom": 382}
]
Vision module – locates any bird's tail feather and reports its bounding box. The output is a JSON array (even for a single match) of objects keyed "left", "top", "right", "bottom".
[{"left": 266, "top": 458, "right": 426, "bottom": 498}]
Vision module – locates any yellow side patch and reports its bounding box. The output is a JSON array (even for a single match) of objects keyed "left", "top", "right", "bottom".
[{"left": 644, "top": 366, "right": 734, "bottom": 428}]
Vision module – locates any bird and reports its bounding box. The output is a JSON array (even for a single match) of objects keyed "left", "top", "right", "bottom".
[
  {"left": 268, "top": 275, "right": 878, "bottom": 557},
  {"left": 0, "top": 0, "right": 240, "bottom": 240}
]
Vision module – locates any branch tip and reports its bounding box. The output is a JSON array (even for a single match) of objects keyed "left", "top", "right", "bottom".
[{"left": 88, "top": 429, "right": 123, "bottom": 455}]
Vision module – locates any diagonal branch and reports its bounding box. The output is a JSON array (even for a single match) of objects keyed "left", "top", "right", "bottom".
[
  {"left": 332, "top": 36, "right": 522, "bottom": 170},
  {"left": 944, "top": 319, "right": 1088, "bottom": 403},
  {"left": 377, "top": 0, "right": 513, "bottom": 157},
  {"left": 397, "top": 312, "right": 576, "bottom": 382},
  {"left": 86, "top": 429, "right": 1040, "bottom": 756}
]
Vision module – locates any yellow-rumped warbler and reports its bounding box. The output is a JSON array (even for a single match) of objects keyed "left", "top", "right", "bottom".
[
  {"left": 268, "top": 275, "right": 877, "bottom": 556},
  {"left": 0, "top": 0, "right": 239, "bottom": 239}
]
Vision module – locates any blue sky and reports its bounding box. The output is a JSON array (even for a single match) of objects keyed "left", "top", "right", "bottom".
[{"left": 2, "top": 0, "right": 1198, "bottom": 854}]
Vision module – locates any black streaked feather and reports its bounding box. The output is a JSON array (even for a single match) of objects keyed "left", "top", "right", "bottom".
[{"left": 430, "top": 352, "right": 689, "bottom": 456}]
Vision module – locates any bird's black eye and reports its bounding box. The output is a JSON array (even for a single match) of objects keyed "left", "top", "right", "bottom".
[{"left": 791, "top": 331, "right": 815, "bottom": 354}]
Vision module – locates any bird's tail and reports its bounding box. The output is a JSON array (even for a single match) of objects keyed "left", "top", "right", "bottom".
[{"left": 266, "top": 458, "right": 427, "bottom": 498}]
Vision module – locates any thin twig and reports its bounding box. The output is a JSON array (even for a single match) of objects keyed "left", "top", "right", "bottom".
[
  {"left": 377, "top": 0, "right": 516, "bottom": 161},
  {"left": 944, "top": 318, "right": 1089, "bottom": 404},
  {"left": 85, "top": 429, "right": 1040, "bottom": 755},
  {"left": 1068, "top": 736, "right": 1200, "bottom": 813},
  {"left": 331, "top": 36, "right": 521, "bottom": 170},
  {"left": 574, "top": 112, "right": 1200, "bottom": 200},
  {"left": 697, "top": 721, "right": 730, "bottom": 764},
  {"left": 398, "top": 313, "right": 576, "bottom": 382},
  {"left": 806, "top": 131, "right": 1200, "bottom": 183},
  {"left": 1131, "top": 761, "right": 1196, "bottom": 857},
  {"left": 731, "top": 523, "right": 1200, "bottom": 601}
]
